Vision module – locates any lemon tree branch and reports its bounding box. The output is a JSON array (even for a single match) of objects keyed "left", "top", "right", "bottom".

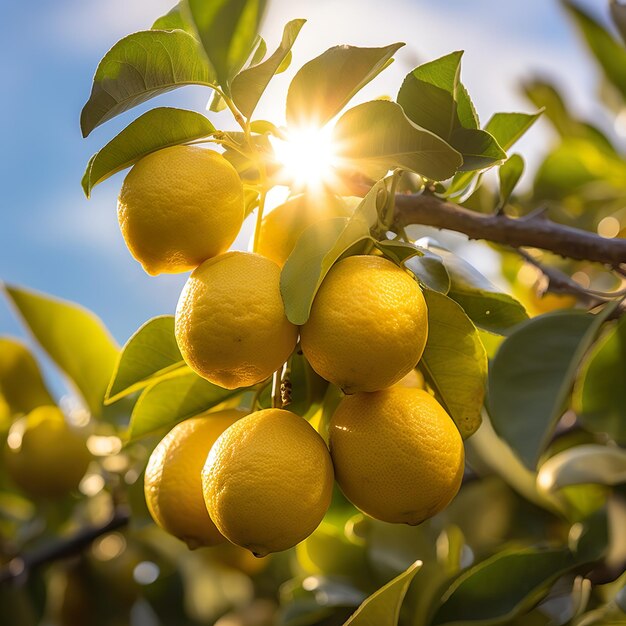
[{"left": 393, "top": 192, "right": 626, "bottom": 267}]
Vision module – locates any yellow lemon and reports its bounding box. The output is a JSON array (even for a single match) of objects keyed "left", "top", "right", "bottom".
[
  {"left": 4, "top": 405, "right": 91, "bottom": 498},
  {"left": 175, "top": 251, "right": 298, "bottom": 389},
  {"left": 144, "top": 409, "right": 244, "bottom": 549},
  {"left": 301, "top": 255, "right": 428, "bottom": 393},
  {"left": 329, "top": 387, "right": 464, "bottom": 525},
  {"left": 117, "top": 146, "right": 244, "bottom": 275},
  {"left": 202, "top": 409, "right": 334, "bottom": 556},
  {"left": 257, "top": 193, "right": 355, "bottom": 267}
]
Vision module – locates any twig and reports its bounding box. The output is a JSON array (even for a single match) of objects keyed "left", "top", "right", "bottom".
[
  {"left": 392, "top": 193, "right": 626, "bottom": 266},
  {"left": 0, "top": 508, "right": 130, "bottom": 586}
]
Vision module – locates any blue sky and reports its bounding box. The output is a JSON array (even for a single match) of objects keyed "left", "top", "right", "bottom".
[{"left": 0, "top": 0, "right": 615, "bottom": 381}]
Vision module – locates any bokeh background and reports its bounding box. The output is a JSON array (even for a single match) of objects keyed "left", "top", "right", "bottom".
[{"left": 0, "top": 0, "right": 614, "bottom": 381}]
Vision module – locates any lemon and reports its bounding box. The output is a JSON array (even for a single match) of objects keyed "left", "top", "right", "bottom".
[
  {"left": 202, "top": 408, "right": 334, "bottom": 556},
  {"left": 301, "top": 255, "right": 428, "bottom": 393},
  {"left": 257, "top": 193, "right": 355, "bottom": 267},
  {"left": 117, "top": 146, "right": 244, "bottom": 275},
  {"left": 4, "top": 405, "right": 91, "bottom": 498},
  {"left": 175, "top": 251, "right": 298, "bottom": 389},
  {"left": 144, "top": 409, "right": 244, "bottom": 549},
  {"left": 329, "top": 387, "right": 464, "bottom": 525}
]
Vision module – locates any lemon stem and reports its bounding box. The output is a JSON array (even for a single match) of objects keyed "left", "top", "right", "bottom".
[{"left": 270, "top": 369, "right": 283, "bottom": 409}]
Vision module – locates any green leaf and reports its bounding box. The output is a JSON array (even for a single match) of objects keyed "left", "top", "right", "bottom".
[
  {"left": 433, "top": 247, "right": 528, "bottom": 334},
  {"left": 232, "top": 19, "right": 305, "bottom": 118},
  {"left": 446, "top": 110, "right": 539, "bottom": 199},
  {"left": 404, "top": 251, "right": 451, "bottom": 294},
  {"left": 498, "top": 153, "right": 525, "bottom": 210},
  {"left": 489, "top": 310, "right": 606, "bottom": 469},
  {"left": 573, "top": 316, "right": 626, "bottom": 444},
  {"left": 151, "top": 2, "right": 194, "bottom": 33},
  {"left": 374, "top": 240, "right": 422, "bottom": 264},
  {"left": 343, "top": 560, "right": 421, "bottom": 626},
  {"left": 397, "top": 52, "right": 504, "bottom": 171},
  {"left": 186, "top": 0, "right": 267, "bottom": 90},
  {"left": 484, "top": 111, "right": 542, "bottom": 151},
  {"left": 538, "top": 444, "right": 626, "bottom": 492},
  {"left": 563, "top": 0, "right": 626, "bottom": 100},
  {"left": 4, "top": 285, "right": 119, "bottom": 418},
  {"left": 80, "top": 30, "right": 214, "bottom": 137},
  {"left": 333, "top": 100, "right": 462, "bottom": 181},
  {"left": 419, "top": 290, "right": 486, "bottom": 438},
  {"left": 397, "top": 51, "right": 464, "bottom": 139},
  {"left": 431, "top": 548, "right": 575, "bottom": 625},
  {"left": 450, "top": 127, "right": 506, "bottom": 171},
  {"left": 247, "top": 36, "right": 267, "bottom": 67},
  {"left": 286, "top": 43, "right": 404, "bottom": 128},
  {"left": 127, "top": 371, "right": 240, "bottom": 440},
  {"left": 0, "top": 338, "right": 54, "bottom": 415},
  {"left": 106, "top": 316, "right": 187, "bottom": 404},
  {"left": 280, "top": 180, "right": 381, "bottom": 325},
  {"left": 82, "top": 108, "right": 215, "bottom": 197}
]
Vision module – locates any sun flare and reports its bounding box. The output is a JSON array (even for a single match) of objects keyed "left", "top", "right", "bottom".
[{"left": 271, "top": 126, "right": 339, "bottom": 191}]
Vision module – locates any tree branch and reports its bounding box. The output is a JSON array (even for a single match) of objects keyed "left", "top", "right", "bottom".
[
  {"left": 0, "top": 507, "right": 130, "bottom": 585},
  {"left": 393, "top": 193, "right": 626, "bottom": 266}
]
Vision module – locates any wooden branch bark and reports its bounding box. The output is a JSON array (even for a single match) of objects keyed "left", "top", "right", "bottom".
[{"left": 393, "top": 193, "right": 626, "bottom": 266}]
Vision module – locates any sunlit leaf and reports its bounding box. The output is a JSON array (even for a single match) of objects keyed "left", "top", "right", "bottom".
[
  {"left": 280, "top": 180, "right": 382, "bottom": 325},
  {"left": 489, "top": 310, "right": 608, "bottom": 469},
  {"left": 420, "top": 290, "right": 486, "bottom": 438},
  {"left": 106, "top": 316, "right": 187, "bottom": 404},
  {"left": 0, "top": 338, "right": 54, "bottom": 415},
  {"left": 333, "top": 100, "right": 462, "bottom": 181},
  {"left": 573, "top": 316, "right": 626, "bottom": 444},
  {"left": 151, "top": 2, "right": 194, "bottom": 33},
  {"left": 187, "top": 0, "right": 267, "bottom": 89},
  {"left": 397, "top": 51, "right": 464, "bottom": 139},
  {"left": 404, "top": 251, "right": 451, "bottom": 294},
  {"left": 82, "top": 108, "right": 215, "bottom": 197},
  {"left": 286, "top": 43, "right": 404, "bottom": 128},
  {"left": 431, "top": 548, "right": 576, "bottom": 625},
  {"left": 484, "top": 111, "right": 542, "bottom": 151},
  {"left": 343, "top": 560, "right": 421, "bottom": 626},
  {"left": 232, "top": 19, "right": 305, "bottom": 118},
  {"left": 498, "top": 153, "right": 525, "bottom": 210},
  {"left": 127, "top": 371, "right": 240, "bottom": 440},
  {"left": 4, "top": 285, "right": 119, "bottom": 417},
  {"left": 538, "top": 445, "right": 626, "bottom": 492},
  {"left": 397, "top": 52, "right": 504, "bottom": 171},
  {"left": 80, "top": 30, "right": 214, "bottom": 137}
]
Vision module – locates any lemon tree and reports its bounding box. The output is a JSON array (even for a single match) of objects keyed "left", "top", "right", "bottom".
[{"left": 3, "top": 0, "right": 626, "bottom": 625}]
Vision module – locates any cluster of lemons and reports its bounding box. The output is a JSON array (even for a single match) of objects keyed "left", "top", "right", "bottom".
[{"left": 129, "top": 145, "right": 466, "bottom": 556}]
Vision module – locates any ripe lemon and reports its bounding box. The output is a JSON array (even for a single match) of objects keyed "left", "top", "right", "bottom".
[
  {"left": 329, "top": 387, "right": 464, "bottom": 525},
  {"left": 202, "top": 408, "right": 334, "bottom": 556},
  {"left": 117, "top": 146, "right": 244, "bottom": 275},
  {"left": 301, "top": 255, "right": 428, "bottom": 393},
  {"left": 256, "top": 193, "right": 355, "bottom": 267},
  {"left": 144, "top": 409, "right": 244, "bottom": 549},
  {"left": 4, "top": 405, "right": 91, "bottom": 498},
  {"left": 175, "top": 251, "right": 298, "bottom": 389}
]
